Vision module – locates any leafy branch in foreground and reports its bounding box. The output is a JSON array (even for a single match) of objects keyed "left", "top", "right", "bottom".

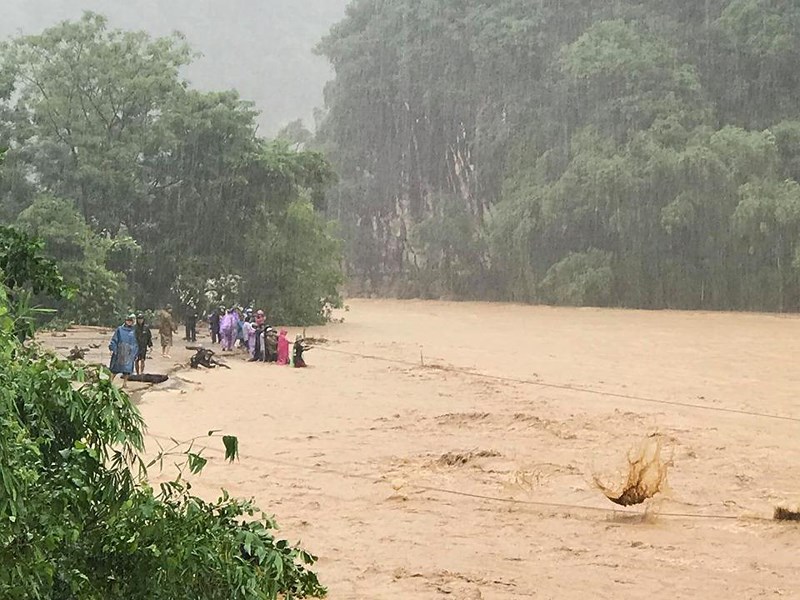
[
  {"left": 0, "top": 241, "right": 325, "bottom": 598},
  {"left": 145, "top": 431, "right": 239, "bottom": 475}
]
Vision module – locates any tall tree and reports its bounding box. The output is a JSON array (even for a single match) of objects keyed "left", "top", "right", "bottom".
[{"left": 0, "top": 14, "right": 343, "bottom": 324}]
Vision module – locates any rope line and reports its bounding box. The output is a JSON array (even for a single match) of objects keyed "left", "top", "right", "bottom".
[
  {"left": 147, "top": 433, "right": 772, "bottom": 524},
  {"left": 315, "top": 346, "right": 800, "bottom": 424},
  {"left": 145, "top": 343, "right": 794, "bottom": 524}
]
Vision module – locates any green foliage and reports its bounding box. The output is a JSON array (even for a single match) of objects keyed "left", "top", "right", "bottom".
[
  {"left": 0, "top": 226, "right": 67, "bottom": 298},
  {"left": 539, "top": 250, "right": 613, "bottom": 307},
  {"left": 0, "top": 13, "right": 342, "bottom": 325},
  {"left": 0, "top": 225, "right": 71, "bottom": 339},
  {"left": 411, "top": 194, "right": 489, "bottom": 298},
  {"left": 319, "top": 0, "right": 800, "bottom": 312},
  {"left": 0, "top": 13, "right": 191, "bottom": 231},
  {"left": 16, "top": 196, "right": 134, "bottom": 325},
  {"left": 85, "top": 487, "right": 325, "bottom": 600},
  {"left": 0, "top": 287, "right": 325, "bottom": 599},
  {"left": 244, "top": 197, "right": 343, "bottom": 325}
]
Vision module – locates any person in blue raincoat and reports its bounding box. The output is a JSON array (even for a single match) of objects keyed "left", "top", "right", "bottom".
[{"left": 109, "top": 314, "right": 138, "bottom": 387}]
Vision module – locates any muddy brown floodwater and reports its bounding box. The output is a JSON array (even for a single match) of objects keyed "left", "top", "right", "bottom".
[{"left": 51, "top": 299, "right": 800, "bottom": 598}]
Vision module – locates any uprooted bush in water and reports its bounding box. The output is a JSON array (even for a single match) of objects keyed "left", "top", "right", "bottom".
[
  {"left": 774, "top": 507, "right": 800, "bottom": 522},
  {"left": 594, "top": 435, "right": 671, "bottom": 507}
]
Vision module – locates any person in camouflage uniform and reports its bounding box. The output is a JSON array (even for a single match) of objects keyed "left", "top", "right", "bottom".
[{"left": 158, "top": 304, "right": 178, "bottom": 358}]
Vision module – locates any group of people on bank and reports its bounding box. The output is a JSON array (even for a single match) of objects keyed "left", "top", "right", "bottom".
[
  {"left": 108, "top": 304, "right": 309, "bottom": 385},
  {"left": 206, "top": 306, "right": 309, "bottom": 367}
]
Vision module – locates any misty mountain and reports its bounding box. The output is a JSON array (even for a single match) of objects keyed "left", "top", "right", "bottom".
[{"left": 0, "top": 0, "right": 348, "bottom": 134}]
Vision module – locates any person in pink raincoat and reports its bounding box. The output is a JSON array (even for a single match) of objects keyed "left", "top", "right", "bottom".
[{"left": 276, "top": 329, "right": 289, "bottom": 365}]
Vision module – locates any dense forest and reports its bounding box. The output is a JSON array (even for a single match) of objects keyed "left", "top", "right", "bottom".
[
  {"left": 0, "top": 13, "right": 343, "bottom": 325},
  {"left": 3, "top": 1, "right": 800, "bottom": 322},
  {"left": 317, "top": 0, "right": 800, "bottom": 312}
]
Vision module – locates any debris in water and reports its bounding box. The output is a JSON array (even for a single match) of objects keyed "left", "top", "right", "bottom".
[
  {"left": 127, "top": 374, "right": 169, "bottom": 384},
  {"left": 594, "top": 435, "right": 671, "bottom": 507},
  {"left": 437, "top": 449, "right": 501, "bottom": 467},
  {"left": 67, "top": 346, "right": 89, "bottom": 361},
  {"left": 774, "top": 507, "right": 800, "bottom": 522}
]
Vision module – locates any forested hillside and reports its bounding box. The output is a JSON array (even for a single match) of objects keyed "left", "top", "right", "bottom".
[
  {"left": 318, "top": 0, "right": 800, "bottom": 312},
  {"left": 0, "top": 14, "right": 342, "bottom": 325},
  {"left": 0, "top": 0, "right": 348, "bottom": 134}
]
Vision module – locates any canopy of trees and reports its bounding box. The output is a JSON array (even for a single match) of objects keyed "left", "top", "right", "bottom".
[
  {"left": 318, "top": 0, "right": 800, "bottom": 311},
  {"left": 0, "top": 13, "right": 342, "bottom": 325}
]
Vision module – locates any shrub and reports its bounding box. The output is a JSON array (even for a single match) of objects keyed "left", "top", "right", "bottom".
[{"left": 539, "top": 249, "right": 614, "bottom": 306}]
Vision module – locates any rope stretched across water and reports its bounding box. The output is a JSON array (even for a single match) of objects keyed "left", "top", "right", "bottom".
[
  {"left": 314, "top": 346, "right": 800, "bottom": 424},
  {"left": 146, "top": 344, "right": 795, "bottom": 523},
  {"left": 147, "top": 433, "right": 773, "bottom": 524}
]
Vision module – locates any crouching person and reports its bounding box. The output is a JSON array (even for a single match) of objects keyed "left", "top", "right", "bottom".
[{"left": 293, "top": 335, "right": 310, "bottom": 368}]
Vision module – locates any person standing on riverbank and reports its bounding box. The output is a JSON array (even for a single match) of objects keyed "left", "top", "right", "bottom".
[
  {"left": 219, "top": 308, "right": 237, "bottom": 352},
  {"left": 134, "top": 313, "right": 153, "bottom": 375},
  {"left": 277, "top": 329, "right": 289, "bottom": 365},
  {"left": 243, "top": 317, "right": 256, "bottom": 357},
  {"left": 158, "top": 304, "right": 178, "bottom": 358},
  {"left": 185, "top": 309, "right": 198, "bottom": 342},
  {"left": 109, "top": 314, "right": 138, "bottom": 387},
  {"left": 209, "top": 307, "right": 222, "bottom": 344}
]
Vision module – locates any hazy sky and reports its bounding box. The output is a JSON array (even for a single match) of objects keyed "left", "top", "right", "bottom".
[{"left": 0, "top": 0, "right": 349, "bottom": 134}]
